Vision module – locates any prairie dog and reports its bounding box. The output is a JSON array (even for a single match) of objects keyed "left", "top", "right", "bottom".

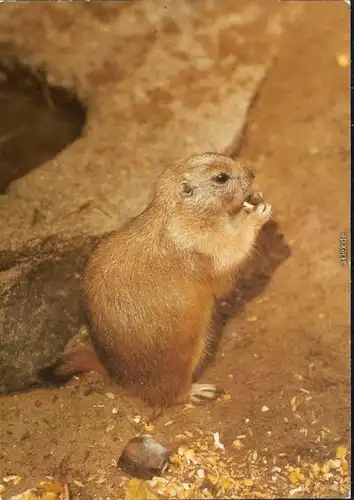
[{"left": 41, "top": 153, "right": 272, "bottom": 408}]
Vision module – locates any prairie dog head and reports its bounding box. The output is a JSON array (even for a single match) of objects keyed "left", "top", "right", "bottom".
[{"left": 155, "top": 152, "right": 256, "bottom": 218}]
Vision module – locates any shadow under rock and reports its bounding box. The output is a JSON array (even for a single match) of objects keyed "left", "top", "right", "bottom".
[{"left": 0, "top": 235, "right": 98, "bottom": 396}]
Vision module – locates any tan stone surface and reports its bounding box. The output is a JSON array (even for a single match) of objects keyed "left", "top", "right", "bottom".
[{"left": 0, "top": 0, "right": 300, "bottom": 250}]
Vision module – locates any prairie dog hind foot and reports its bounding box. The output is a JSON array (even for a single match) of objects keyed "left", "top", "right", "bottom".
[{"left": 188, "top": 383, "right": 224, "bottom": 404}]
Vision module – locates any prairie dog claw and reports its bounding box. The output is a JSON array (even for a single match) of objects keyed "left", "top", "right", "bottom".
[
  {"left": 255, "top": 202, "right": 272, "bottom": 219},
  {"left": 189, "top": 383, "right": 223, "bottom": 403}
]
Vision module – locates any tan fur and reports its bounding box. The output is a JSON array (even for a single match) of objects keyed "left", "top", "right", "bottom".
[{"left": 47, "top": 153, "right": 271, "bottom": 407}]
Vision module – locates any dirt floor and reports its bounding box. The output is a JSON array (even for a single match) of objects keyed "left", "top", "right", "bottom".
[{"left": 0, "top": 3, "right": 350, "bottom": 500}]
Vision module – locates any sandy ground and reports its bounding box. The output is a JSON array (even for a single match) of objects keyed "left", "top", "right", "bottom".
[{"left": 0, "top": 3, "right": 350, "bottom": 500}]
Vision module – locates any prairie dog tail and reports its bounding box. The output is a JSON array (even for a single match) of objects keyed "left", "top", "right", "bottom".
[{"left": 38, "top": 345, "right": 108, "bottom": 385}]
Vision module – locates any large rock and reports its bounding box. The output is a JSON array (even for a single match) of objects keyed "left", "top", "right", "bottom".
[
  {"left": 0, "top": 0, "right": 298, "bottom": 395},
  {"left": 0, "top": 0, "right": 301, "bottom": 248},
  {"left": 0, "top": 236, "right": 97, "bottom": 395}
]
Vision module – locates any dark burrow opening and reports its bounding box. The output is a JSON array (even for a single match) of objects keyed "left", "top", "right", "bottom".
[{"left": 0, "top": 60, "right": 87, "bottom": 194}]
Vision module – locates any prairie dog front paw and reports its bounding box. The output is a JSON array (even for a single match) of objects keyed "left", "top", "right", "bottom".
[
  {"left": 248, "top": 202, "right": 272, "bottom": 228},
  {"left": 248, "top": 191, "right": 264, "bottom": 206},
  {"left": 242, "top": 192, "right": 265, "bottom": 213}
]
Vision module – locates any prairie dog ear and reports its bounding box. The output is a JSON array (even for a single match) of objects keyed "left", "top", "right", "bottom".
[{"left": 181, "top": 181, "right": 194, "bottom": 197}]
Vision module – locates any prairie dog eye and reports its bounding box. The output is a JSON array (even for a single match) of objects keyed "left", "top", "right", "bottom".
[{"left": 213, "top": 173, "right": 230, "bottom": 184}]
